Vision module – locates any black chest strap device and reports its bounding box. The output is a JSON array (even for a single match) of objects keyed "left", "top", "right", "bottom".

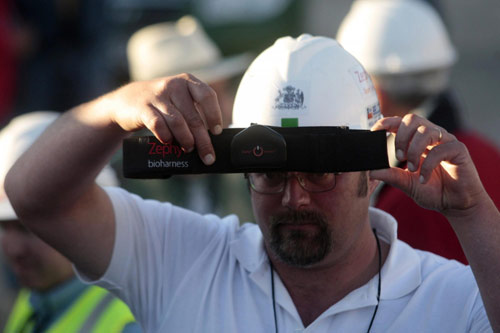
[{"left": 123, "top": 125, "right": 389, "bottom": 179}]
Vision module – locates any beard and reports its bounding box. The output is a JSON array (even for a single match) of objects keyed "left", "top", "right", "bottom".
[{"left": 269, "top": 209, "right": 331, "bottom": 267}]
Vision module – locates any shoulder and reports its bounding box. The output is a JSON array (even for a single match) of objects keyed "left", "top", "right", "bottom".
[
  {"left": 381, "top": 248, "right": 489, "bottom": 330},
  {"left": 104, "top": 186, "right": 241, "bottom": 231},
  {"left": 104, "top": 186, "right": 173, "bottom": 217},
  {"left": 406, "top": 245, "right": 479, "bottom": 307},
  {"left": 393, "top": 238, "right": 474, "bottom": 289},
  {"left": 381, "top": 232, "right": 477, "bottom": 300},
  {"left": 416, "top": 250, "right": 472, "bottom": 283}
]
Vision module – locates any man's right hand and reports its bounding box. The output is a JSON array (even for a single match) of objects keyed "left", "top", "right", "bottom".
[{"left": 106, "top": 74, "right": 223, "bottom": 165}]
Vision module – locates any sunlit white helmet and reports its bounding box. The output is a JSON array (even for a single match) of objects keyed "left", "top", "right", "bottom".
[
  {"left": 0, "top": 111, "right": 119, "bottom": 221},
  {"left": 232, "top": 34, "right": 381, "bottom": 130},
  {"left": 336, "top": 0, "right": 457, "bottom": 75}
]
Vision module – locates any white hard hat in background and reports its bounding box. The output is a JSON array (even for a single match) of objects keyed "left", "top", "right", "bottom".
[
  {"left": 232, "top": 34, "right": 381, "bottom": 129},
  {"left": 0, "top": 111, "right": 119, "bottom": 221},
  {"left": 336, "top": 0, "right": 457, "bottom": 75},
  {"left": 0, "top": 111, "right": 59, "bottom": 186},
  {"left": 127, "top": 15, "right": 254, "bottom": 83}
]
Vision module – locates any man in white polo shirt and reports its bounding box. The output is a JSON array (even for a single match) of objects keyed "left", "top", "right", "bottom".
[{"left": 5, "top": 35, "right": 499, "bottom": 332}]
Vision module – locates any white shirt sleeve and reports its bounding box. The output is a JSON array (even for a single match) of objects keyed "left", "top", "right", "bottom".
[
  {"left": 468, "top": 290, "right": 494, "bottom": 332},
  {"left": 76, "top": 186, "right": 240, "bottom": 330}
]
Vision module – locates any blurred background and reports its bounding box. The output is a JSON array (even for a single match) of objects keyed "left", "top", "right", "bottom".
[
  {"left": 1, "top": 0, "right": 499, "bottom": 326},
  {"left": 2, "top": 0, "right": 499, "bottom": 141}
]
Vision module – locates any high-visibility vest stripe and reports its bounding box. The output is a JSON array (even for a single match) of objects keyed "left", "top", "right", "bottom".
[
  {"left": 79, "top": 293, "right": 114, "bottom": 333},
  {"left": 48, "top": 286, "right": 108, "bottom": 332},
  {"left": 92, "top": 298, "right": 137, "bottom": 333},
  {"left": 3, "top": 286, "right": 136, "bottom": 333},
  {"left": 4, "top": 289, "right": 32, "bottom": 333}
]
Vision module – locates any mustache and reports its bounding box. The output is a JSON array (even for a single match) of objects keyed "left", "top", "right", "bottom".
[{"left": 271, "top": 209, "right": 327, "bottom": 227}]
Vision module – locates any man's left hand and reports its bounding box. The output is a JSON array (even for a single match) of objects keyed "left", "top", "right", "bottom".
[{"left": 370, "top": 114, "right": 487, "bottom": 219}]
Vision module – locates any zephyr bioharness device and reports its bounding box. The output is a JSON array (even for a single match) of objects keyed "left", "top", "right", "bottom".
[{"left": 123, "top": 125, "right": 388, "bottom": 178}]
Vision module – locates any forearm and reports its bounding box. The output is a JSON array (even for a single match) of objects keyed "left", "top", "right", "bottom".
[
  {"left": 4, "top": 75, "right": 221, "bottom": 278},
  {"left": 447, "top": 195, "right": 500, "bottom": 330},
  {"left": 5, "top": 95, "right": 128, "bottom": 219}
]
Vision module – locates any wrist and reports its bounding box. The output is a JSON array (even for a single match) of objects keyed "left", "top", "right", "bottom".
[
  {"left": 73, "top": 94, "right": 130, "bottom": 138},
  {"left": 444, "top": 191, "right": 499, "bottom": 229}
]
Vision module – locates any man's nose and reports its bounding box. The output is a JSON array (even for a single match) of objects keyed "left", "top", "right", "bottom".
[{"left": 281, "top": 176, "right": 310, "bottom": 208}]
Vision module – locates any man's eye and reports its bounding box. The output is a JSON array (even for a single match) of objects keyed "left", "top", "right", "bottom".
[
  {"left": 307, "top": 173, "right": 335, "bottom": 184},
  {"left": 309, "top": 173, "right": 328, "bottom": 180},
  {"left": 263, "top": 173, "right": 282, "bottom": 180}
]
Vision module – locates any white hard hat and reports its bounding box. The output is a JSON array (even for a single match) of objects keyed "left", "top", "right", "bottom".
[
  {"left": 232, "top": 34, "right": 381, "bottom": 129},
  {"left": 127, "top": 15, "right": 253, "bottom": 83},
  {"left": 336, "top": 0, "right": 457, "bottom": 75},
  {"left": 0, "top": 111, "right": 119, "bottom": 221}
]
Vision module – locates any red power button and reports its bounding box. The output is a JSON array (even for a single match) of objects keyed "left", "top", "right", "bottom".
[{"left": 252, "top": 145, "right": 264, "bottom": 157}]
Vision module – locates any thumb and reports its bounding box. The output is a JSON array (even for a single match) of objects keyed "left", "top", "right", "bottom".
[{"left": 370, "top": 167, "right": 411, "bottom": 190}]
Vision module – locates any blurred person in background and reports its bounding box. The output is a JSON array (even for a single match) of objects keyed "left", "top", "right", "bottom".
[
  {"left": 336, "top": 0, "right": 500, "bottom": 264},
  {"left": 0, "top": 112, "right": 140, "bottom": 332},
  {"left": 125, "top": 15, "right": 254, "bottom": 219}
]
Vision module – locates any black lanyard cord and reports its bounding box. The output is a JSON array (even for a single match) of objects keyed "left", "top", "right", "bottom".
[
  {"left": 270, "top": 260, "right": 279, "bottom": 333},
  {"left": 367, "top": 228, "right": 382, "bottom": 333},
  {"left": 269, "top": 228, "right": 382, "bottom": 333}
]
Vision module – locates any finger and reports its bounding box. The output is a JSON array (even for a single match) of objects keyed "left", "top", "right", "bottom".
[
  {"left": 157, "top": 75, "right": 217, "bottom": 164},
  {"left": 191, "top": 126, "right": 216, "bottom": 165},
  {"left": 371, "top": 115, "right": 424, "bottom": 162},
  {"left": 370, "top": 116, "right": 403, "bottom": 133},
  {"left": 156, "top": 102, "right": 215, "bottom": 165},
  {"left": 140, "top": 105, "right": 173, "bottom": 144},
  {"left": 167, "top": 86, "right": 216, "bottom": 164},
  {"left": 406, "top": 125, "right": 444, "bottom": 172},
  {"left": 393, "top": 114, "right": 428, "bottom": 163},
  {"left": 370, "top": 167, "right": 412, "bottom": 192},
  {"left": 176, "top": 101, "right": 216, "bottom": 165},
  {"left": 150, "top": 91, "right": 196, "bottom": 151},
  {"left": 435, "top": 127, "right": 443, "bottom": 143},
  {"left": 186, "top": 76, "right": 223, "bottom": 135},
  {"left": 418, "top": 140, "right": 465, "bottom": 184},
  {"left": 163, "top": 102, "right": 198, "bottom": 151},
  {"left": 194, "top": 102, "right": 209, "bottom": 128}
]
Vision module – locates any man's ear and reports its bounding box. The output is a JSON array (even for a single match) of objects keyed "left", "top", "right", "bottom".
[{"left": 368, "top": 175, "right": 380, "bottom": 196}]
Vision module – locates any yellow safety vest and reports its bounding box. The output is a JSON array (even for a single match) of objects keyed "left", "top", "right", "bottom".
[{"left": 4, "top": 286, "right": 136, "bottom": 333}]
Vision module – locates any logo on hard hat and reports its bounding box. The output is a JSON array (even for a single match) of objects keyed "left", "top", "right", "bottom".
[
  {"left": 366, "top": 103, "right": 382, "bottom": 128},
  {"left": 274, "top": 86, "right": 306, "bottom": 110},
  {"left": 349, "top": 66, "right": 376, "bottom": 98}
]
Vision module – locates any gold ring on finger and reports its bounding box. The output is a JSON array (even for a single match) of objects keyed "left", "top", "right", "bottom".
[{"left": 436, "top": 127, "right": 443, "bottom": 141}]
